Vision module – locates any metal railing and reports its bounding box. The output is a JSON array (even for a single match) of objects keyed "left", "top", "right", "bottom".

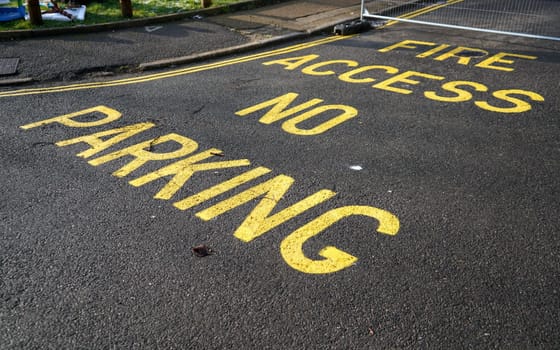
[{"left": 361, "top": 0, "right": 560, "bottom": 41}]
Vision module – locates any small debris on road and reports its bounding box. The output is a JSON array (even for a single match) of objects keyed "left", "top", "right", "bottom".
[
  {"left": 145, "top": 26, "right": 163, "bottom": 33},
  {"left": 333, "top": 19, "right": 371, "bottom": 36},
  {"left": 192, "top": 244, "right": 213, "bottom": 257}
]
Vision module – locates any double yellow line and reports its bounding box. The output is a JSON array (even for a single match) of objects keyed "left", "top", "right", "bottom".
[
  {"left": 380, "top": 0, "right": 464, "bottom": 28},
  {"left": 1, "top": 1, "right": 461, "bottom": 98},
  {"left": 0, "top": 35, "right": 346, "bottom": 98}
]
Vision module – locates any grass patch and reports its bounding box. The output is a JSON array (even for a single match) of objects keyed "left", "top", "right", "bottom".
[{"left": 0, "top": 0, "right": 242, "bottom": 31}]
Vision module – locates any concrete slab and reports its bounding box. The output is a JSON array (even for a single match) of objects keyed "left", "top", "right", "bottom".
[
  {"left": 307, "top": 0, "right": 361, "bottom": 7},
  {"left": 255, "top": 2, "right": 338, "bottom": 19},
  {"left": 295, "top": 6, "right": 361, "bottom": 25},
  {"left": 211, "top": 0, "right": 406, "bottom": 33},
  {"left": 208, "top": 15, "right": 266, "bottom": 29},
  {"left": 0, "top": 58, "right": 19, "bottom": 76}
]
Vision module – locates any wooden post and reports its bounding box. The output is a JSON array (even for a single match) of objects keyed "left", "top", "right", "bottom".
[
  {"left": 27, "top": 0, "right": 43, "bottom": 25},
  {"left": 120, "top": 0, "right": 133, "bottom": 18}
]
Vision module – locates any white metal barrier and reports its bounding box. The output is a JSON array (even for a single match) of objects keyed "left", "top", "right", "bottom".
[{"left": 361, "top": 0, "right": 560, "bottom": 41}]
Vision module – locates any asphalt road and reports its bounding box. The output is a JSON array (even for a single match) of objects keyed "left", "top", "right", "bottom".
[
  {"left": 0, "top": 20, "right": 251, "bottom": 82},
  {"left": 1, "top": 14, "right": 559, "bottom": 349}
]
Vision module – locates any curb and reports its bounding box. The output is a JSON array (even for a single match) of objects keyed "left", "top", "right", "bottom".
[
  {"left": 0, "top": 0, "right": 292, "bottom": 40},
  {"left": 138, "top": 32, "right": 307, "bottom": 70},
  {"left": 132, "top": 1, "right": 424, "bottom": 71},
  {"left": 0, "top": 77, "right": 34, "bottom": 86},
  {"left": 138, "top": 17, "right": 350, "bottom": 71}
]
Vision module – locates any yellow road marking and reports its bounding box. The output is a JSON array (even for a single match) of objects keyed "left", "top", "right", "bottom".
[
  {"left": 21, "top": 106, "right": 402, "bottom": 274},
  {"left": 0, "top": 35, "right": 348, "bottom": 98},
  {"left": 1, "top": 2, "right": 465, "bottom": 98}
]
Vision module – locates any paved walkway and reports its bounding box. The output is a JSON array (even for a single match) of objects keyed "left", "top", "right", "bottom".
[{"left": 0, "top": 0, "right": 399, "bottom": 85}]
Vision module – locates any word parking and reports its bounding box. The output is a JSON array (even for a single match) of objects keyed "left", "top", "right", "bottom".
[{"left": 21, "top": 106, "right": 400, "bottom": 274}]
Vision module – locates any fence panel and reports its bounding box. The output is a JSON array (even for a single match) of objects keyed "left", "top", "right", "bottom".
[{"left": 361, "top": 0, "right": 560, "bottom": 41}]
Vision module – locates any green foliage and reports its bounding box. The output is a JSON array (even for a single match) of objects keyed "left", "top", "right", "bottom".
[
  {"left": 2, "top": 0, "right": 22, "bottom": 7},
  {"left": 0, "top": 0, "right": 241, "bottom": 31}
]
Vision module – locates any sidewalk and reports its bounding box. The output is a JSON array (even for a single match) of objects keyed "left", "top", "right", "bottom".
[{"left": 0, "top": 0, "right": 399, "bottom": 86}]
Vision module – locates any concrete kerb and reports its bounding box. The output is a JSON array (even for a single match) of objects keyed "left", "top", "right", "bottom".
[
  {"left": 136, "top": 10, "right": 360, "bottom": 71},
  {"left": 0, "top": 0, "right": 293, "bottom": 40},
  {"left": 137, "top": 1, "right": 427, "bottom": 71},
  {"left": 137, "top": 13, "right": 361, "bottom": 71},
  {"left": 137, "top": 2, "right": 400, "bottom": 71},
  {"left": 138, "top": 32, "right": 308, "bottom": 70},
  {"left": 0, "top": 77, "right": 34, "bottom": 85}
]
